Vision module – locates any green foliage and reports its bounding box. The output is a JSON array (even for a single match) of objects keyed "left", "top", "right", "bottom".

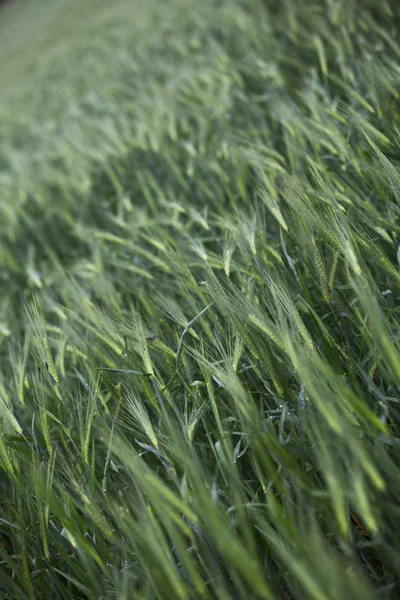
[{"left": 1, "top": 0, "right": 400, "bottom": 598}]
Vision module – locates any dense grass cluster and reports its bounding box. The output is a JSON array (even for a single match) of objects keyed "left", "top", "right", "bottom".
[{"left": 1, "top": 0, "right": 400, "bottom": 597}]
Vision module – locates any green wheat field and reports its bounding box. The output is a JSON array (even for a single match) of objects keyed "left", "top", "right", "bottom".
[{"left": 1, "top": 0, "right": 400, "bottom": 598}]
